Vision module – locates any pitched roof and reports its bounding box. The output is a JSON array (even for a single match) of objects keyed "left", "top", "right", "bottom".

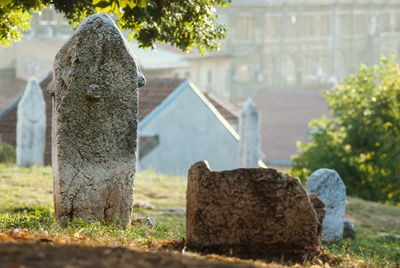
[
  {"left": 139, "top": 79, "right": 240, "bottom": 123},
  {"left": 139, "top": 78, "right": 185, "bottom": 121},
  {"left": 0, "top": 79, "right": 27, "bottom": 111},
  {"left": 204, "top": 93, "right": 240, "bottom": 122}
]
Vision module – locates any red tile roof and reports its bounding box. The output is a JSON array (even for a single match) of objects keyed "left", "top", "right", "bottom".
[
  {"left": 139, "top": 78, "right": 185, "bottom": 120},
  {"left": 204, "top": 93, "right": 239, "bottom": 122},
  {"left": 253, "top": 89, "right": 331, "bottom": 163},
  {"left": 0, "top": 79, "right": 26, "bottom": 111}
]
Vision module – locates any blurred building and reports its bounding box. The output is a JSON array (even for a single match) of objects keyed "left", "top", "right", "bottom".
[
  {"left": 3, "top": 2, "right": 400, "bottom": 103},
  {"left": 2, "top": 1, "right": 400, "bottom": 167},
  {"left": 184, "top": 0, "right": 400, "bottom": 165},
  {"left": 0, "top": 8, "right": 191, "bottom": 85},
  {"left": 0, "top": 8, "right": 71, "bottom": 86},
  {"left": 198, "top": 0, "right": 400, "bottom": 103}
]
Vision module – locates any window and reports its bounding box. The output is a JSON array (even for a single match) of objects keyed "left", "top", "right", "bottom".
[
  {"left": 39, "top": 9, "right": 55, "bottom": 25},
  {"left": 319, "top": 15, "right": 331, "bottom": 36},
  {"left": 265, "top": 16, "right": 281, "bottom": 38},
  {"left": 340, "top": 14, "right": 352, "bottom": 36},
  {"left": 207, "top": 70, "right": 213, "bottom": 84},
  {"left": 236, "top": 15, "right": 254, "bottom": 40},
  {"left": 354, "top": 14, "right": 369, "bottom": 35},
  {"left": 395, "top": 13, "right": 400, "bottom": 32},
  {"left": 287, "top": 14, "right": 299, "bottom": 37},
  {"left": 303, "top": 16, "right": 315, "bottom": 37},
  {"left": 237, "top": 64, "right": 251, "bottom": 82},
  {"left": 379, "top": 13, "right": 391, "bottom": 33}
]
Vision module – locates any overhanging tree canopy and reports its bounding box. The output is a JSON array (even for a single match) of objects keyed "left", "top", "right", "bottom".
[{"left": 0, "top": 0, "right": 230, "bottom": 53}]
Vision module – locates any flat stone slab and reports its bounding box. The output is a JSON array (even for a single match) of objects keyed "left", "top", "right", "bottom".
[{"left": 186, "top": 161, "right": 323, "bottom": 257}]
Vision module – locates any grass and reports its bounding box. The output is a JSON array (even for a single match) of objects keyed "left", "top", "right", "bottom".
[
  {"left": 325, "top": 197, "right": 400, "bottom": 265},
  {"left": 0, "top": 164, "right": 186, "bottom": 248},
  {"left": 0, "top": 164, "right": 400, "bottom": 266}
]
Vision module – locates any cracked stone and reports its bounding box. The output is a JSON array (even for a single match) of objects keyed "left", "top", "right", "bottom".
[
  {"left": 50, "top": 13, "right": 140, "bottom": 226},
  {"left": 186, "top": 161, "right": 323, "bottom": 257}
]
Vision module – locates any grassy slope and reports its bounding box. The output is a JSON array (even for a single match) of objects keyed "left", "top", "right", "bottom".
[{"left": 0, "top": 164, "right": 399, "bottom": 265}]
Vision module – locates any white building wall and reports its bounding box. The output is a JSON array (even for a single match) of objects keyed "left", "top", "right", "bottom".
[{"left": 139, "top": 82, "right": 239, "bottom": 176}]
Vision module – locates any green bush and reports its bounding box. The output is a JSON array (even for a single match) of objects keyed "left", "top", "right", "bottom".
[
  {"left": 290, "top": 57, "right": 400, "bottom": 205},
  {"left": 0, "top": 139, "right": 15, "bottom": 163}
]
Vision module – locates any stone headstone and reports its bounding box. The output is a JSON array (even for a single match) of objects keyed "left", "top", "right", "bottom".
[
  {"left": 306, "top": 168, "right": 346, "bottom": 243},
  {"left": 239, "top": 99, "right": 260, "bottom": 168},
  {"left": 343, "top": 219, "right": 356, "bottom": 240},
  {"left": 16, "top": 77, "right": 46, "bottom": 167},
  {"left": 186, "top": 161, "right": 323, "bottom": 257},
  {"left": 49, "top": 13, "right": 139, "bottom": 225}
]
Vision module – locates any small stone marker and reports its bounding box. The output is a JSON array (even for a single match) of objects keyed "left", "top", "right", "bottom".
[
  {"left": 186, "top": 161, "right": 323, "bottom": 257},
  {"left": 16, "top": 77, "right": 46, "bottom": 167},
  {"left": 306, "top": 168, "right": 346, "bottom": 243},
  {"left": 239, "top": 99, "right": 260, "bottom": 168},
  {"left": 343, "top": 219, "right": 356, "bottom": 240},
  {"left": 49, "top": 13, "right": 139, "bottom": 225}
]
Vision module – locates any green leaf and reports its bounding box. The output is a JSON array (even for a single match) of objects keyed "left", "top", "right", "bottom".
[
  {"left": 137, "top": 0, "right": 148, "bottom": 8},
  {"left": 93, "top": 0, "right": 110, "bottom": 8}
]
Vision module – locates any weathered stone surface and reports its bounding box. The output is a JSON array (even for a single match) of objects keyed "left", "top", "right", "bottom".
[
  {"left": 186, "top": 161, "right": 322, "bottom": 257},
  {"left": 49, "top": 13, "right": 139, "bottom": 225},
  {"left": 343, "top": 219, "right": 356, "bottom": 240},
  {"left": 17, "top": 77, "right": 46, "bottom": 167},
  {"left": 308, "top": 193, "right": 326, "bottom": 238},
  {"left": 306, "top": 169, "right": 346, "bottom": 243},
  {"left": 239, "top": 99, "right": 260, "bottom": 168}
]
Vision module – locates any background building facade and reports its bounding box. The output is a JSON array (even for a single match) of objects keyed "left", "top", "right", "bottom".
[{"left": 192, "top": 0, "right": 400, "bottom": 103}]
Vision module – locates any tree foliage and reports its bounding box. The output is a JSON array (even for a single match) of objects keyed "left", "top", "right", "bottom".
[
  {"left": 0, "top": 0, "right": 230, "bottom": 53},
  {"left": 290, "top": 57, "right": 400, "bottom": 205}
]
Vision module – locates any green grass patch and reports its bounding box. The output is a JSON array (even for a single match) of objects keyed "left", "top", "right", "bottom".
[
  {"left": 1, "top": 164, "right": 400, "bottom": 265},
  {"left": 0, "top": 203, "right": 184, "bottom": 247},
  {"left": 0, "top": 164, "right": 185, "bottom": 247},
  {"left": 346, "top": 197, "right": 400, "bottom": 237},
  {"left": 327, "top": 231, "right": 400, "bottom": 265}
]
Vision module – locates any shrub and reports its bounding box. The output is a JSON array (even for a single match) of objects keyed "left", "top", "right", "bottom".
[{"left": 290, "top": 57, "right": 400, "bottom": 205}]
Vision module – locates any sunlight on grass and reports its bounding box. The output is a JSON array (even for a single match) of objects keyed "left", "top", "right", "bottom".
[
  {"left": 135, "top": 169, "right": 186, "bottom": 209},
  {"left": 0, "top": 165, "right": 53, "bottom": 207},
  {"left": 1, "top": 164, "right": 400, "bottom": 265},
  {"left": 0, "top": 164, "right": 186, "bottom": 247},
  {"left": 346, "top": 197, "right": 400, "bottom": 237},
  {"left": 327, "top": 231, "right": 400, "bottom": 265}
]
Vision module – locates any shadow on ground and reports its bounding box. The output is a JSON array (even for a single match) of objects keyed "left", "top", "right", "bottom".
[{"left": 0, "top": 241, "right": 262, "bottom": 268}]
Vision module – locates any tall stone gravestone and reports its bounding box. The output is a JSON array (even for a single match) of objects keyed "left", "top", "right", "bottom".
[
  {"left": 49, "top": 14, "right": 139, "bottom": 225},
  {"left": 239, "top": 99, "right": 260, "bottom": 168},
  {"left": 306, "top": 168, "right": 346, "bottom": 242},
  {"left": 17, "top": 77, "right": 46, "bottom": 167}
]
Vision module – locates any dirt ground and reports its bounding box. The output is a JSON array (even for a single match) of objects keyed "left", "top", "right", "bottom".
[{"left": 0, "top": 241, "right": 277, "bottom": 268}]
